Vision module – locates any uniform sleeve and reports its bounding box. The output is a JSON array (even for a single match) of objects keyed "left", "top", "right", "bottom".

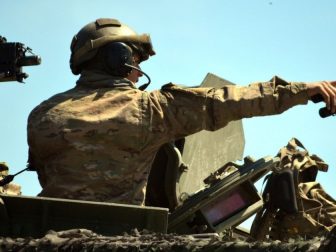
[{"left": 146, "top": 76, "right": 309, "bottom": 141}]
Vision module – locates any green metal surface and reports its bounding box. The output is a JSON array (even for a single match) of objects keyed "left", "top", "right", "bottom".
[
  {"left": 0, "top": 194, "right": 168, "bottom": 238},
  {"left": 178, "top": 73, "right": 245, "bottom": 195}
]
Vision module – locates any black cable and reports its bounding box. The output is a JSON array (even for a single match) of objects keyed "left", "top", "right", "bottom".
[
  {"left": 124, "top": 63, "right": 151, "bottom": 91},
  {"left": 0, "top": 167, "right": 29, "bottom": 187}
]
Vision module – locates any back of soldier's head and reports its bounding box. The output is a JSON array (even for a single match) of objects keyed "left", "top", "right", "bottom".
[{"left": 69, "top": 18, "right": 155, "bottom": 77}]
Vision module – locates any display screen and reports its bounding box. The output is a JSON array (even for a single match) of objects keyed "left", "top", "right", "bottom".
[{"left": 200, "top": 184, "right": 257, "bottom": 226}]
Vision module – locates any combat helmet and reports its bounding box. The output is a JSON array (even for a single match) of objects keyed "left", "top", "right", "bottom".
[{"left": 70, "top": 18, "right": 155, "bottom": 75}]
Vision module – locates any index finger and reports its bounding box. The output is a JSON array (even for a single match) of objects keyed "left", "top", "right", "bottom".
[{"left": 329, "top": 80, "right": 336, "bottom": 87}]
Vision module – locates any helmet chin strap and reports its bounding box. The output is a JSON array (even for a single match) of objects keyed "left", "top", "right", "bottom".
[{"left": 124, "top": 63, "right": 151, "bottom": 91}]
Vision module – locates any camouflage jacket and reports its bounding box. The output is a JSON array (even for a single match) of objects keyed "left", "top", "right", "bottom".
[{"left": 27, "top": 71, "right": 308, "bottom": 205}]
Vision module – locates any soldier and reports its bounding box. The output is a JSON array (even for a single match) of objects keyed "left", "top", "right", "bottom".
[{"left": 27, "top": 18, "right": 336, "bottom": 206}]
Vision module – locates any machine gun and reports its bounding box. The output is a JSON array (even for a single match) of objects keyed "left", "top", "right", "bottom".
[
  {"left": 0, "top": 36, "right": 41, "bottom": 187},
  {"left": 0, "top": 36, "right": 41, "bottom": 83}
]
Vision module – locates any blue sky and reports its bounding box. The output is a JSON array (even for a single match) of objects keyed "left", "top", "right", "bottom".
[{"left": 1, "top": 0, "right": 336, "bottom": 216}]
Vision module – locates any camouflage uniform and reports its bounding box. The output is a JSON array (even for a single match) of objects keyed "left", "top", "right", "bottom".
[{"left": 27, "top": 71, "right": 309, "bottom": 205}]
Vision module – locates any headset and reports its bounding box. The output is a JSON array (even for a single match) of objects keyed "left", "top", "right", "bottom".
[
  {"left": 102, "top": 42, "right": 151, "bottom": 90},
  {"left": 103, "top": 42, "right": 133, "bottom": 77}
]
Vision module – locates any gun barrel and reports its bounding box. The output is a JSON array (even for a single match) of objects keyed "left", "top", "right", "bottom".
[{"left": 17, "top": 55, "right": 41, "bottom": 66}]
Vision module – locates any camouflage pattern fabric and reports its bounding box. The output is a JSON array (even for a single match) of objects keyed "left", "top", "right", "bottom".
[
  {"left": 251, "top": 138, "right": 336, "bottom": 241},
  {"left": 0, "top": 162, "right": 21, "bottom": 195},
  {"left": 0, "top": 228, "right": 328, "bottom": 252},
  {"left": 27, "top": 72, "right": 308, "bottom": 205}
]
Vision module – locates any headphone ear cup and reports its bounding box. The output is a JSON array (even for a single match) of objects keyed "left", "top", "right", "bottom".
[{"left": 104, "top": 42, "right": 133, "bottom": 77}]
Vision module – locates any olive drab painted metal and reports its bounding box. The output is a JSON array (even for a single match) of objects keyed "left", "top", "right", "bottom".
[
  {"left": 0, "top": 194, "right": 168, "bottom": 238},
  {"left": 178, "top": 73, "right": 245, "bottom": 196}
]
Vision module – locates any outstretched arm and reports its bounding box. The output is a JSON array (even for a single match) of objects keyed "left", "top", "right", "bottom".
[{"left": 148, "top": 76, "right": 310, "bottom": 142}]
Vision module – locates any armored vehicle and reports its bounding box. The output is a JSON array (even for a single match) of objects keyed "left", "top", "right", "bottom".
[{"left": 1, "top": 37, "right": 335, "bottom": 252}]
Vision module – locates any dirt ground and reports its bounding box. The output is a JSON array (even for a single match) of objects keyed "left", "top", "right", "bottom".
[{"left": 1, "top": 228, "right": 336, "bottom": 252}]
